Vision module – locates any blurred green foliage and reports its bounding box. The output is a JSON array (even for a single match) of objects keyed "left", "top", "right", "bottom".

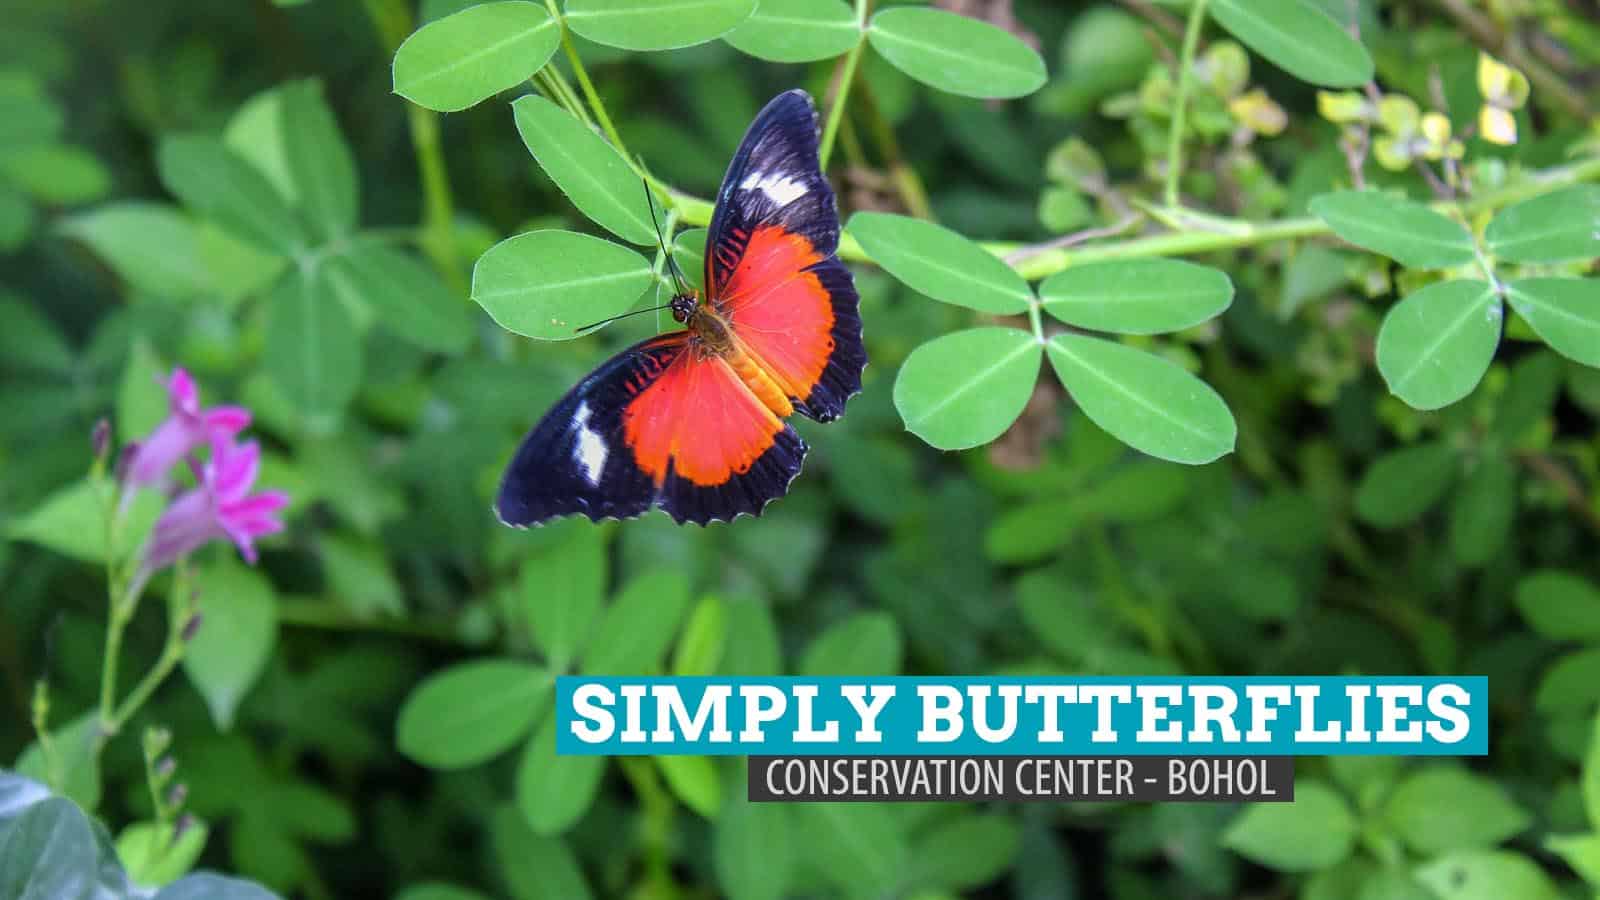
[{"left": 3, "top": 0, "right": 1600, "bottom": 898}]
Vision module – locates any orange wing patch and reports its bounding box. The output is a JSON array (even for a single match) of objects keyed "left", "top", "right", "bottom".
[
  {"left": 622, "top": 350, "right": 785, "bottom": 487},
  {"left": 718, "top": 226, "right": 836, "bottom": 401}
]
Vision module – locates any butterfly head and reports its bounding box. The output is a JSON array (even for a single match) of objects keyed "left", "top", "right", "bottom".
[{"left": 669, "top": 292, "right": 698, "bottom": 324}]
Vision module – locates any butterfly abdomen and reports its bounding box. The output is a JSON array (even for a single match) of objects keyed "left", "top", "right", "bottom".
[{"left": 726, "top": 347, "right": 795, "bottom": 418}]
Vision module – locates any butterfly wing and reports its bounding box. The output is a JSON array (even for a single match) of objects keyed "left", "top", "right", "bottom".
[
  {"left": 496, "top": 333, "right": 806, "bottom": 527},
  {"left": 706, "top": 89, "right": 865, "bottom": 422}
]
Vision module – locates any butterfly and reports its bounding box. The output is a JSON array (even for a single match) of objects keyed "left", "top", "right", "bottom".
[{"left": 495, "top": 89, "right": 865, "bottom": 527}]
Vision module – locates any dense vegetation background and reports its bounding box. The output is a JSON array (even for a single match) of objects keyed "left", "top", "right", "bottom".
[{"left": 2, "top": 0, "right": 1600, "bottom": 898}]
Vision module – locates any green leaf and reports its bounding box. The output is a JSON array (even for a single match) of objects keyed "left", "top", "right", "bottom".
[
  {"left": 59, "top": 204, "right": 214, "bottom": 300},
  {"left": 723, "top": 0, "right": 859, "bottom": 63},
  {"left": 715, "top": 796, "right": 792, "bottom": 900},
  {"left": 717, "top": 597, "right": 782, "bottom": 677},
  {"left": 7, "top": 478, "right": 162, "bottom": 565},
  {"left": 1485, "top": 185, "right": 1600, "bottom": 264},
  {"left": 320, "top": 533, "right": 405, "bottom": 618},
  {"left": 799, "top": 611, "right": 902, "bottom": 676},
  {"left": 911, "top": 814, "right": 1021, "bottom": 891},
  {"left": 0, "top": 183, "right": 32, "bottom": 251},
  {"left": 894, "top": 327, "right": 1041, "bottom": 450},
  {"left": 1375, "top": 280, "right": 1501, "bottom": 410},
  {"left": 521, "top": 528, "right": 607, "bottom": 671},
  {"left": 1354, "top": 441, "right": 1457, "bottom": 528},
  {"left": 489, "top": 807, "right": 594, "bottom": 900},
  {"left": 1494, "top": 350, "right": 1563, "bottom": 442},
  {"left": 1448, "top": 455, "right": 1515, "bottom": 566},
  {"left": 223, "top": 87, "right": 297, "bottom": 206},
  {"left": 1545, "top": 833, "right": 1600, "bottom": 889},
  {"left": 264, "top": 267, "right": 362, "bottom": 429},
  {"left": 117, "top": 819, "right": 209, "bottom": 887},
  {"left": 14, "top": 713, "right": 101, "bottom": 811},
  {"left": 1047, "top": 333, "right": 1236, "bottom": 464},
  {"left": 1209, "top": 0, "right": 1373, "bottom": 87},
  {"left": 866, "top": 7, "right": 1047, "bottom": 99},
  {"left": 183, "top": 560, "right": 279, "bottom": 731},
  {"left": 1505, "top": 279, "right": 1600, "bottom": 367},
  {"left": 1309, "top": 192, "right": 1476, "bottom": 270},
  {"left": 514, "top": 95, "right": 662, "bottom": 245},
  {"left": 117, "top": 338, "right": 167, "bottom": 443},
  {"left": 1221, "top": 779, "right": 1356, "bottom": 872},
  {"left": 0, "top": 291, "right": 72, "bottom": 373},
  {"left": 472, "top": 229, "right": 654, "bottom": 340},
  {"left": 516, "top": 714, "right": 605, "bottom": 835},
  {"left": 396, "top": 884, "right": 494, "bottom": 900},
  {"left": 672, "top": 595, "right": 728, "bottom": 677},
  {"left": 1585, "top": 715, "right": 1600, "bottom": 829},
  {"left": 1040, "top": 259, "right": 1234, "bottom": 335},
  {"left": 1383, "top": 767, "right": 1530, "bottom": 854},
  {"left": 0, "top": 144, "right": 110, "bottom": 204},
  {"left": 279, "top": 80, "right": 358, "bottom": 241},
  {"left": 798, "top": 804, "right": 908, "bottom": 895},
  {"left": 0, "top": 797, "right": 100, "bottom": 900},
  {"left": 1534, "top": 648, "right": 1600, "bottom": 713},
  {"left": 393, "top": 2, "right": 560, "bottom": 112},
  {"left": 1414, "top": 851, "right": 1560, "bottom": 900},
  {"left": 156, "top": 134, "right": 306, "bottom": 256},
  {"left": 326, "top": 240, "right": 473, "bottom": 353},
  {"left": 847, "top": 212, "right": 1032, "bottom": 314},
  {"left": 396, "top": 659, "right": 551, "bottom": 769},
  {"left": 656, "top": 756, "right": 721, "bottom": 819},
  {"left": 564, "top": 0, "right": 757, "bottom": 51},
  {"left": 1516, "top": 570, "right": 1600, "bottom": 641},
  {"left": 580, "top": 569, "right": 691, "bottom": 674}
]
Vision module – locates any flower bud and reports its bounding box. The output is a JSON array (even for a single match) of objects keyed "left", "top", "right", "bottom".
[
  {"left": 155, "top": 756, "right": 177, "bottom": 780},
  {"left": 91, "top": 419, "right": 111, "bottom": 461},
  {"left": 181, "top": 613, "right": 203, "bottom": 642},
  {"left": 166, "top": 783, "right": 188, "bottom": 809},
  {"left": 143, "top": 726, "right": 172, "bottom": 760}
]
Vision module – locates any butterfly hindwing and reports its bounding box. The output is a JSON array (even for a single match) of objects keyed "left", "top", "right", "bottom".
[{"left": 707, "top": 90, "right": 865, "bottom": 422}]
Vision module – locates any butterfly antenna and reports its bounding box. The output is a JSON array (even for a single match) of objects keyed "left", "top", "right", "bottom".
[
  {"left": 574, "top": 302, "right": 673, "bottom": 335},
  {"left": 643, "top": 177, "right": 692, "bottom": 296}
]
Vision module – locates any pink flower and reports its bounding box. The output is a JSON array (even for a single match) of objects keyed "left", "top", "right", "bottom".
[
  {"left": 123, "top": 368, "right": 250, "bottom": 489},
  {"left": 144, "top": 437, "right": 288, "bottom": 571}
]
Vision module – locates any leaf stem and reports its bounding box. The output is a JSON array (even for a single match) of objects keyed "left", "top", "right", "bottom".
[
  {"left": 1164, "top": 0, "right": 1209, "bottom": 208},
  {"left": 105, "top": 563, "right": 192, "bottom": 736},
  {"left": 819, "top": 0, "right": 871, "bottom": 170},
  {"left": 545, "top": 0, "right": 632, "bottom": 165}
]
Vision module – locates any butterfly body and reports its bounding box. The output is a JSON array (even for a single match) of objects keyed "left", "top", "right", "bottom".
[{"left": 496, "top": 90, "right": 864, "bottom": 528}]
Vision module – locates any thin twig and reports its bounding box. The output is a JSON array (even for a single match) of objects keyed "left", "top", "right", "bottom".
[
  {"left": 1518, "top": 452, "right": 1600, "bottom": 536},
  {"left": 1005, "top": 213, "right": 1144, "bottom": 265}
]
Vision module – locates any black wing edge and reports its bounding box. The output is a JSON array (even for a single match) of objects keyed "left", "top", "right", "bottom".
[
  {"left": 658, "top": 427, "right": 808, "bottom": 525},
  {"left": 793, "top": 256, "right": 865, "bottom": 422}
]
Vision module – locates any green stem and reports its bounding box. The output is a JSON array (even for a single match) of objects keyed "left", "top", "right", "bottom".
[
  {"left": 104, "top": 564, "right": 191, "bottom": 736},
  {"left": 276, "top": 600, "right": 479, "bottom": 645},
  {"left": 618, "top": 758, "right": 677, "bottom": 893},
  {"left": 1164, "top": 0, "right": 1210, "bottom": 208},
  {"left": 819, "top": 0, "right": 870, "bottom": 170},
  {"left": 545, "top": 0, "right": 633, "bottom": 164}
]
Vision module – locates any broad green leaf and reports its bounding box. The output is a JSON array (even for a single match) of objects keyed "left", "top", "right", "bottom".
[
  {"left": 1383, "top": 767, "right": 1530, "bottom": 854},
  {"left": 1016, "top": 572, "right": 1118, "bottom": 664},
  {"left": 1545, "top": 834, "right": 1600, "bottom": 889},
  {"left": 264, "top": 268, "right": 362, "bottom": 429},
  {"left": 489, "top": 807, "right": 594, "bottom": 900},
  {"left": 183, "top": 560, "right": 279, "bottom": 731},
  {"left": 1494, "top": 350, "right": 1562, "bottom": 442},
  {"left": 1585, "top": 715, "right": 1600, "bottom": 829},
  {"left": 715, "top": 797, "right": 792, "bottom": 900},
  {"left": 326, "top": 240, "right": 474, "bottom": 353},
  {"left": 799, "top": 804, "right": 908, "bottom": 895},
  {"left": 513, "top": 96, "right": 657, "bottom": 245},
  {"left": 59, "top": 204, "right": 213, "bottom": 299},
  {"left": 911, "top": 814, "right": 1021, "bottom": 891},
  {"left": 1535, "top": 648, "right": 1600, "bottom": 712},
  {"left": 7, "top": 478, "right": 161, "bottom": 565},
  {"left": 279, "top": 80, "right": 358, "bottom": 240},
  {"left": 1210, "top": 0, "right": 1373, "bottom": 87},
  {"left": 0, "top": 292, "right": 72, "bottom": 373},
  {"left": 1515, "top": 571, "right": 1600, "bottom": 640},
  {"left": 521, "top": 528, "right": 607, "bottom": 671},
  {"left": 672, "top": 595, "right": 728, "bottom": 676},
  {"left": 1448, "top": 455, "right": 1515, "bottom": 566},
  {"left": 1047, "top": 334, "right": 1236, "bottom": 464},
  {"left": 1485, "top": 185, "right": 1600, "bottom": 264},
  {"left": 396, "top": 659, "right": 551, "bottom": 769},
  {"left": 0, "top": 144, "right": 110, "bottom": 204},
  {"left": 717, "top": 597, "right": 782, "bottom": 677},
  {"left": 1375, "top": 280, "right": 1501, "bottom": 410},
  {"left": 986, "top": 463, "right": 1189, "bottom": 564},
  {"left": 321, "top": 533, "right": 405, "bottom": 618},
  {"left": 0, "top": 184, "right": 32, "bottom": 251},
  {"left": 223, "top": 87, "right": 296, "bottom": 205},
  {"left": 847, "top": 212, "right": 1032, "bottom": 314},
  {"left": 723, "top": 0, "right": 859, "bottom": 63},
  {"left": 156, "top": 134, "right": 306, "bottom": 256},
  {"left": 117, "top": 819, "right": 209, "bottom": 887},
  {"left": 1040, "top": 259, "right": 1234, "bottom": 335},
  {"left": 1414, "top": 851, "right": 1560, "bottom": 900},
  {"left": 14, "top": 713, "right": 101, "bottom": 811},
  {"left": 1353, "top": 441, "right": 1456, "bottom": 528},
  {"left": 393, "top": 3, "right": 559, "bottom": 112},
  {"left": 565, "top": 0, "right": 757, "bottom": 51},
  {"left": 671, "top": 227, "right": 707, "bottom": 293},
  {"left": 799, "top": 611, "right": 902, "bottom": 676},
  {"left": 867, "top": 7, "right": 1047, "bottom": 99},
  {"left": 153, "top": 874, "right": 280, "bottom": 900},
  {"left": 895, "top": 327, "right": 1041, "bottom": 450},
  {"left": 0, "top": 797, "right": 99, "bottom": 900},
  {"left": 473, "top": 229, "right": 654, "bottom": 340},
  {"left": 396, "top": 884, "right": 493, "bottom": 900},
  {"left": 1222, "top": 780, "right": 1356, "bottom": 872},
  {"left": 1506, "top": 278, "right": 1600, "bottom": 367},
  {"left": 580, "top": 569, "right": 691, "bottom": 674},
  {"left": 516, "top": 714, "right": 605, "bottom": 835},
  {"left": 1309, "top": 192, "right": 1476, "bottom": 270},
  {"left": 117, "top": 338, "right": 167, "bottom": 444},
  {"left": 656, "top": 755, "right": 721, "bottom": 819},
  {"left": 0, "top": 88, "right": 62, "bottom": 144}
]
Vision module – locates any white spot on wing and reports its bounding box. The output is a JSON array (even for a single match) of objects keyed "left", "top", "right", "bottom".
[
  {"left": 739, "top": 170, "right": 808, "bottom": 207},
  {"left": 572, "top": 402, "right": 608, "bottom": 487}
]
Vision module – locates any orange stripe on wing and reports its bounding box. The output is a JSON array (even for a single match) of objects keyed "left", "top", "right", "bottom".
[
  {"left": 621, "top": 351, "right": 785, "bottom": 488},
  {"left": 718, "top": 225, "right": 836, "bottom": 401}
]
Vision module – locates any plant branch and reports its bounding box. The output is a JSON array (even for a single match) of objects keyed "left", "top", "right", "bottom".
[
  {"left": 819, "top": 1, "right": 869, "bottom": 172},
  {"left": 1164, "top": 0, "right": 1210, "bottom": 208},
  {"left": 1432, "top": 0, "right": 1591, "bottom": 119},
  {"left": 1518, "top": 451, "right": 1600, "bottom": 536}
]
